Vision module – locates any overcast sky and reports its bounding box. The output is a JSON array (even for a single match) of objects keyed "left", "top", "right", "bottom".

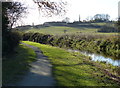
[{"left": 13, "top": 0, "right": 120, "bottom": 26}]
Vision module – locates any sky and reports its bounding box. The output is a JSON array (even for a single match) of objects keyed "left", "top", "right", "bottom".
[{"left": 12, "top": 0, "right": 120, "bottom": 26}]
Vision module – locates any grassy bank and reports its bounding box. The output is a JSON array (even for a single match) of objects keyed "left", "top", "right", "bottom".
[
  {"left": 22, "top": 41, "right": 120, "bottom": 86},
  {"left": 3, "top": 44, "right": 36, "bottom": 85}
]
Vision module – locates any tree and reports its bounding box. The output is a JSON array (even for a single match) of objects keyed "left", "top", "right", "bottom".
[
  {"left": 62, "top": 17, "right": 70, "bottom": 23},
  {"left": 86, "top": 16, "right": 93, "bottom": 22},
  {"left": 7, "top": 2, "right": 27, "bottom": 29},
  {"left": 2, "top": 2, "right": 26, "bottom": 56},
  {"left": 2, "top": 2, "right": 27, "bottom": 31},
  {"left": 33, "top": 0, "right": 67, "bottom": 16},
  {"left": 93, "top": 14, "right": 110, "bottom": 22},
  {"left": 117, "top": 17, "right": 120, "bottom": 32}
]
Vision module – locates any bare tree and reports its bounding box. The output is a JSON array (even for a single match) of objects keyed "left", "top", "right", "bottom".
[
  {"left": 33, "top": 0, "right": 67, "bottom": 16},
  {"left": 7, "top": 2, "right": 27, "bottom": 28}
]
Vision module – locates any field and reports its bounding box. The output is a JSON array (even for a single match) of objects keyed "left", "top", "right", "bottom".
[
  {"left": 21, "top": 22, "right": 118, "bottom": 35},
  {"left": 24, "top": 26, "right": 98, "bottom": 35}
]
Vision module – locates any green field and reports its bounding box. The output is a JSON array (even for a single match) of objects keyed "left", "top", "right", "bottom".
[
  {"left": 91, "top": 22, "right": 107, "bottom": 26},
  {"left": 24, "top": 26, "right": 98, "bottom": 35},
  {"left": 25, "top": 26, "right": 118, "bottom": 35},
  {"left": 22, "top": 22, "right": 118, "bottom": 35}
]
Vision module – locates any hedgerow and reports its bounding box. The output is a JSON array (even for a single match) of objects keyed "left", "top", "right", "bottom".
[{"left": 22, "top": 32, "right": 120, "bottom": 59}]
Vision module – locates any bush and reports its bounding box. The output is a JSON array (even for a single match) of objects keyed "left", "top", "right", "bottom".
[
  {"left": 2, "top": 31, "right": 22, "bottom": 56},
  {"left": 98, "top": 25, "right": 119, "bottom": 33}
]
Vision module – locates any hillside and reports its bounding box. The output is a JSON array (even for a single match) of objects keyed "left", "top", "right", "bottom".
[{"left": 16, "top": 22, "right": 118, "bottom": 35}]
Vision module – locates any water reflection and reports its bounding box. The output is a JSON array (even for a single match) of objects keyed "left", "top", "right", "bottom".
[{"left": 68, "top": 49, "right": 120, "bottom": 66}]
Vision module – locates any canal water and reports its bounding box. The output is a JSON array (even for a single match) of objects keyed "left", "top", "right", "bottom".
[{"left": 68, "top": 49, "right": 120, "bottom": 66}]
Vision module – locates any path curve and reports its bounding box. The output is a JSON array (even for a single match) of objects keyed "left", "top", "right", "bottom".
[{"left": 9, "top": 43, "right": 55, "bottom": 86}]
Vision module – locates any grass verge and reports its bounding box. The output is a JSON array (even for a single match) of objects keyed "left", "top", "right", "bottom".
[
  {"left": 22, "top": 41, "right": 120, "bottom": 86},
  {"left": 2, "top": 44, "right": 36, "bottom": 85}
]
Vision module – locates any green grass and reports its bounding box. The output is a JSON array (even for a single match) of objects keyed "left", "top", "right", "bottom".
[
  {"left": 91, "top": 22, "right": 107, "bottom": 26},
  {"left": 25, "top": 26, "right": 99, "bottom": 35},
  {"left": 24, "top": 25, "right": 118, "bottom": 36},
  {"left": 91, "top": 22, "right": 116, "bottom": 27},
  {"left": 3, "top": 44, "right": 36, "bottom": 84},
  {"left": 22, "top": 41, "right": 119, "bottom": 86}
]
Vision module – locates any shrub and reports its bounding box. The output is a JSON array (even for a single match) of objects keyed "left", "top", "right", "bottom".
[
  {"left": 2, "top": 31, "right": 22, "bottom": 56},
  {"left": 98, "top": 25, "right": 119, "bottom": 33}
]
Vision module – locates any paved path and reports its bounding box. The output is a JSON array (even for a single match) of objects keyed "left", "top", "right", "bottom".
[{"left": 9, "top": 43, "right": 55, "bottom": 86}]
